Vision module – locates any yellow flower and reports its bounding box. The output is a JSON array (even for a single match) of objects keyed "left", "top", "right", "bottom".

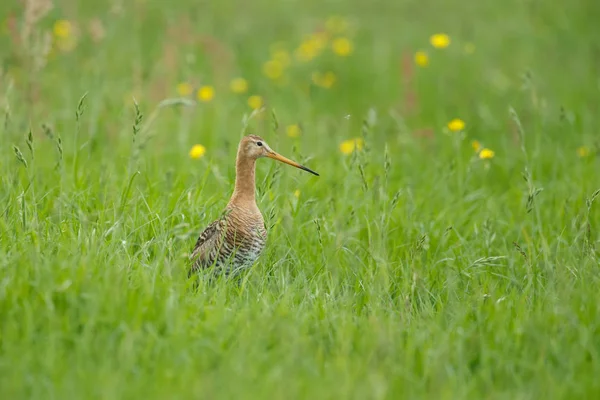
[
  {"left": 189, "top": 144, "right": 206, "bottom": 159},
  {"left": 447, "top": 118, "right": 465, "bottom": 132},
  {"left": 296, "top": 38, "right": 319, "bottom": 62},
  {"left": 430, "top": 33, "right": 451, "bottom": 49},
  {"left": 197, "top": 85, "right": 215, "bottom": 102},
  {"left": 312, "top": 71, "right": 337, "bottom": 88},
  {"left": 247, "top": 95, "right": 263, "bottom": 110},
  {"left": 295, "top": 34, "right": 327, "bottom": 62},
  {"left": 176, "top": 82, "right": 193, "bottom": 97},
  {"left": 479, "top": 148, "right": 495, "bottom": 160},
  {"left": 295, "top": 42, "right": 318, "bottom": 62},
  {"left": 53, "top": 20, "right": 72, "bottom": 39},
  {"left": 293, "top": 189, "right": 301, "bottom": 198},
  {"left": 52, "top": 20, "right": 78, "bottom": 53},
  {"left": 577, "top": 146, "right": 590, "bottom": 158},
  {"left": 339, "top": 138, "right": 364, "bottom": 155},
  {"left": 271, "top": 50, "right": 291, "bottom": 67},
  {"left": 414, "top": 51, "right": 429, "bottom": 67},
  {"left": 464, "top": 43, "right": 476, "bottom": 54},
  {"left": 230, "top": 77, "right": 248, "bottom": 94},
  {"left": 332, "top": 37, "right": 353, "bottom": 56},
  {"left": 471, "top": 140, "right": 482, "bottom": 153},
  {"left": 262, "top": 59, "right": 284, "bottom": 80},
  {"left": 287, "top": 124, "right": 301, "bottom": 138},
  {"left": 326, "top": 16, "right": 348, "bottom": 33}
]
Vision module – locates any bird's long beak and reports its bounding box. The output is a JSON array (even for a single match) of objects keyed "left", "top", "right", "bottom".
[{"left": 266, "top": 151, "right": 319, "bottom": 176}]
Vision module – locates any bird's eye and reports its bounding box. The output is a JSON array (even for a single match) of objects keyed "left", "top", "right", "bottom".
[{"left": 257, "top": 141, "right": 263, "bottom": 147}]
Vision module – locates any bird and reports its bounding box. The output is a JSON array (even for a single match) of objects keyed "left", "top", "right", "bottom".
[{"left": 189, "top": 134, "right": 319, "bottom": 278}]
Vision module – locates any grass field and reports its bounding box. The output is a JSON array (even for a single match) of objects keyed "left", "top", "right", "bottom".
[{"left": 1, "top": 0, "right": 600, "bottom": 398}]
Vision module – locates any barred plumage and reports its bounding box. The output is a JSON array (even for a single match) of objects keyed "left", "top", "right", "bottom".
[
  {"left": 189, "top": 207, "right": 267, "bottom": 276},
  {"left": 188, "top": 135, "right": 318, "bottom": 278}
]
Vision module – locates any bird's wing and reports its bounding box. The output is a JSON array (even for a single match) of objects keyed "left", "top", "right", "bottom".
[{"left": 189, "top": 218, "right": 226, "bottom": 273}]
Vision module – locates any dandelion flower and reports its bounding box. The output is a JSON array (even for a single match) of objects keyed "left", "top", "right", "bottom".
[
  {"left": 262, "top": 59, "right": 284, "bottom": 80},
  {"left": 247, "top": 95, "right": 263, "bottom": 110},
  {"left": 414, "top": 51, "right": 429, "bottom": 67},
  {"left": 287, "top": 124, "right": 301, "bottom": 138},
  {"left": 189, "top": 144, "right": 206, "bottom": 159},
  {"left": 53, "top": 20, "right": 72, "bottom": 39},
  {"left": 295, "top": 39, "right": 320, "bottom": 62},
  {"left": 471, "top": 140, "right": 482, "bottom": 153},
  {"left": 230, "top": 78, "right": 248, "bottom": 94},
  {"left": 326, "top": 16, "right": 348, "bottom": 33},
  {"left": 430, "top": 33, "right": 450, "bottom": 49},
  {"left": 479, "top": 148, "right": 495, "bottom": 160},
  {"left": 577, "top": 146, "right": 590, "bottom": 158},
  {"left": 447, "top": 118, "right": 465, "bottom": 132},
  {"left": 294, "top": 33, "right": 327, "bottom": 62},
  {"left": 339, "top": 138, "right": 364, "bottom": 155},
  {"left": 332, "top": 37, "right": 353, "bottom": 56},
  {"left": 197, "top": 85, "right": 215, "bottom": 102},
  {"left": 294, "top": 189, "right": 301, "bottom": 198},
  {"left": 176, "top": 82, "right": 193, "bottom": 97}
]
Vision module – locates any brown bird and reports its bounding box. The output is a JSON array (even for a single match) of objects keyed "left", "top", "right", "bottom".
[{"left": 189, "top": 134, "right": 319, "bottom": 278}]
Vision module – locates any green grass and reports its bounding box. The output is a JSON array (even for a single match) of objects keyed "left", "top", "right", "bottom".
[{"left": 1, "top": 0, "right": 600, "bottom": 398}]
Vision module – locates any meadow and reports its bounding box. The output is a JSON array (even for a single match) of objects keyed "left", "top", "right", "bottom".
[{"left": 1, "top": 0, "right": 600, "bottom": 398}]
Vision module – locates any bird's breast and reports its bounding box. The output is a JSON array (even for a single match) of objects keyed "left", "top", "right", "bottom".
[{"left": 224, "top": 207, "right": 267, "bottom": 248}]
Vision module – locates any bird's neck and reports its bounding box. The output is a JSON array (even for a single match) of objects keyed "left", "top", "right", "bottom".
[{"left": 228, "top": 153, "right": 257, "bottom": 208}]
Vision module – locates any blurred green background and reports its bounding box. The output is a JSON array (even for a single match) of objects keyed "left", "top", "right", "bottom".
[{"left": 1, "top": 0, "right": 599, "bottom": 398}]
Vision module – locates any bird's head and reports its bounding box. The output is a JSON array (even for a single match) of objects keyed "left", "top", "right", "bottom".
[{"left": 238, "top": 134, "right": 319, "bottom": 176}]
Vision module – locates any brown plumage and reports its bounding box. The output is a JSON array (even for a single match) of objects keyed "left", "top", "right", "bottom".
[{"left": 189, "top": 134, "right": 319, "bottom": 277}]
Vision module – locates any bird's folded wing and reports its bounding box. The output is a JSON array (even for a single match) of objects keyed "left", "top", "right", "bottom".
[{"left": 189, "top": 219, "right": 225, "bottom": 269}]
